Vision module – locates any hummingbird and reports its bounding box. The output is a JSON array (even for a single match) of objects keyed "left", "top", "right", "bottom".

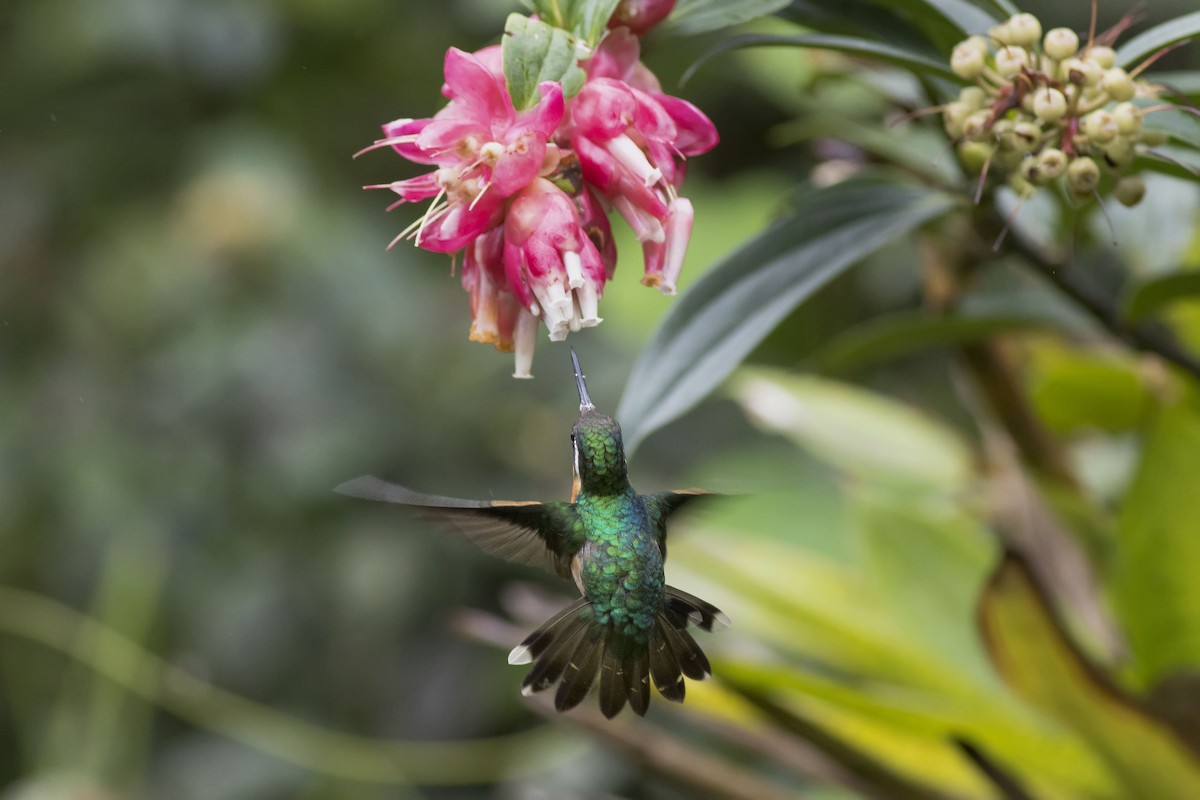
[{"left": 335, "top": 349, "right": 728, "bottom": 718}]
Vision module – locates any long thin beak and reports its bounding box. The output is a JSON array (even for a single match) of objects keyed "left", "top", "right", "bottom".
[{"left": 571, "top": 348, "right": 594, "bottom": 410}]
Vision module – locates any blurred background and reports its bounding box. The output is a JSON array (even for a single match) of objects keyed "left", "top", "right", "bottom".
[{"left": 3, "top": 1, "right": 1199, "bottom": 798}]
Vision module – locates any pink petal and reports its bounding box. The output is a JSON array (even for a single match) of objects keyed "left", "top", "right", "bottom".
[
  {"left": 417, "top": 195, "right": 503, "bottom": 253},
  {"left": 528, "top": 81, "right": 565, "bottom": 140},
  {"left": 653, "top": 93, "right": 719, "bottom": 155},
  {"left": 380, "top": 118, "right": 438, "bottom": 164},
  {"left": 441, "top": 47, "right": 514, "bottom": 127},
  {"left": 571, "top": 78, "right": 637, "bottom": 140},
  {"left": 589, "top": 27, "right": 641, "bottom": 81}
]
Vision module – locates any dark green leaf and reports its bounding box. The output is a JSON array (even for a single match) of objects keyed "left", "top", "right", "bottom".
[
  {"left": 808, "top": 311, "right": 1057, "bottom": 374},
  {"left": 682, "top": 32, "right": 960, "bottom": 85},
  {"left": 662, "top": 0, "right": 792, "bottom": 37},
  {"left": 502, "top": 14, "right": 587, "bottom": 110},
  {"left": 615, "top": 178, "right": 957, "bottom": 452},
  {"left": 859, "top": 0, "right": 997, "bottom": 52},
  {"left": 1123, "top": 272, "right": 1200, "bottom": 322},
  {"left": 1116, "top": 11, "right": 1200, "bottom": 70}
]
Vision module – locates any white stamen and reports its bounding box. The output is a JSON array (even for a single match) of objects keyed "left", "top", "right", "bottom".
[
  {"left": 479, "top": 141, "right": 504, "bottom": 163},
  {"left": 563, "top": 251, "right": 585, "bottom": 289},
  {"left": 513, "top": 311, "right": 538, "bottom": 379},
  {"left": 607, "top": 133, "right": 662, "bottom": 187}
]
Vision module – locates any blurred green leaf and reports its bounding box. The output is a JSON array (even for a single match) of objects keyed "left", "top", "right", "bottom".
[
  {"left": 730, "top": 368, "right": 974, "bottom": 493},
  {"left": 1123, "top": 271, "right": 1200, "bottom": 322},
  {"left": 1142, "top": 106, "right": 1200, "bottom": 150},
  {"left": 522, "top": 0, "right": 621, "bottom": 45},
  {"left": 683, "top": 32, "right": 959, "bottom": 84},
  {"left": 502, "top": 14, "right": 586, "bottom": 109},
  {"left": 1026, "top": 347, "right": 1152, "bottom": 435},
  {"left": 871, "top": 0, "right": 997, "bottom": 40},
  {"left": 616, "top": 178, "right": 956, "bottom": 452},
  {"left": 1114, "top": 394, "right": 1200, "bottom": 687},
  {"left": 1116, "top": 12, "right": 1200, "bottom": 70},
  {"left": 808, "top": 311, "right": 1058, "bottom": 374},
  {"left": 980, "top": 556, "right": 1200, "bottom": 797},
  {"left": 663, "top": 0, "right": 793, "bottom": 36}
]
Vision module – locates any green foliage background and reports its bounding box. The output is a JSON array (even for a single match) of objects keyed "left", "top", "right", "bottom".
[{"left": 3, "top": 0, "right": 1200, "bottom": 798}]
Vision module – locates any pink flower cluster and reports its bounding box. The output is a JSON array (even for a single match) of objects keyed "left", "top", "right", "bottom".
[{"left": 360, "top": 25, "right": 717, "bottom": 377}]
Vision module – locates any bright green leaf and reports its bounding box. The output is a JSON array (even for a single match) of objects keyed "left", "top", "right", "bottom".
[
  {"left": 1026, "top": 347, "right": 1152, "bottom": 435},
  {"left": 730, "top": 368, "right": 974, "bottom": 493},
  {"left": 1123, "top": 271, "right": 1200, "bottom": 322},
  {"left": 1114, "top": 395, "right": 1200, "bottom": 687},
  {"left": 525, "top": 0, "right": 621, "bottom": 46},
  {"left": 502, "top": 14, "right": 586, "bottom": 110},
  {"left": 1116, "top": 12, "right": 1200, "bottom": 70},
  {"left": 981, "top": 556, "right": 1200, "bottom": 797},
  {"left": 663, "top": 0, "right": 792, "bottom": 37},
  {"left": 808, "top": 311, "right": 1059, "bottom": 374},
  {"left": 682, "top": 32, "right": 960, "bottom": 84},
  {"left": 615, "top": 178, "right": 957, "bottom": 452}
]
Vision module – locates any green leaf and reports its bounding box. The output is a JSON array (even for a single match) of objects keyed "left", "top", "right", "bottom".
[
  {"left": 662, "top": 0, "right": 792, "bottom": 37},
  {"left": 525, "top": 0, "right": 621, "bottom": 46},
  {"left": 808, "top": 311, "right": 1058, "bottom": 374},
  {"left": 1142, "top": 105, "right": 1200, "bottom": 150},
  {"left": 1123, "top": 271, "right": 1200, "bottom": 322},
  {"left": 1150, "top": 70, "right": 1200, "bottom": 99},
  {"left": 682, "top": 33, "right": 960, "bottom": 85},
  {"left": 980, "top": 555, "right": 1200, "bottom": 796},
  {"left": 1027, "top": 347, "right": 1152, "bottom": 435},
  {"left": 501, "top": 14, "right": 587, "bottom": 110},
  {"left": 615, "top": 178, "right": 957, "bottom": 452},
  {"left": 1116, "top": 11, "right": 1200, "bottom": 70},
  {"left": 731, "top": 368, "right": 974, "bottom": 492},
  {"left": 1114, "top": 395, "right": 1200, "bottom": 687},
  {"left": 870, "top": 0, "right": 997, "bottom": 37}
]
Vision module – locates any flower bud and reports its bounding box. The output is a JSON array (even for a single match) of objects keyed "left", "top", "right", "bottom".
[
  {"left": 962, "top": 110, "right": 993, "bottom": 142},
  {"left": 951, "top": 39, "right": 988, "bottom": 79},
  {"left": 1067, "top": 156, "right": 1100, "bottom": 193},
  {"left": 1102, "top": 68, "right": 1136, "bottom": 102},
  {"left": 1084, "top": 110, "right": 1118, "bottom": 144},
  {"left": 994, "top": 46, "right": 1030, "bottom": 78},
  {"left": 943, "top": 102, "right": 972, "bottom": 137},
  {"left": 1037, "top": 147, "right": 1068, "bottom": 180},
  {"left": 988, "top": 22, "right": 1013, "bottom": 46},
  {"left": 609, "top": 0, "right": 676, "bottom": 35},
  {"left": 1113, "top": 103, "right": 1142, "bottom": 136},
  {"left": 1032, "top": 87, "right": 1068, "bottom": 123},
  {"left": 1043, "top": 27, "right": 1080, "bottom": 60},
  {"left": 1114, "top": 175, "right": 1146, "bottom": 207},
  {"left": 1088, "top": 45, "right": 1117, "bottom": 69},
  {"left": 993, "top": 118, "right": 1016, "bottom": 150},
  {"left": 1006, "top": 14, "right": 1042, "bottom": 47}
]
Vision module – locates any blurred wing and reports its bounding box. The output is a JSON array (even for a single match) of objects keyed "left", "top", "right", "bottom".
[
  {"left": 644, "top": 489, "right": 715, "bottom": 559},
  {"left": 335, "top": 475, "right": 580, "bottom": 579}
]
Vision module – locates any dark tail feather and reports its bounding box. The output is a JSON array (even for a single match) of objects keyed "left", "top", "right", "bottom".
[{"left": 514, "top": 587, "right": 726, "bottom": 717}]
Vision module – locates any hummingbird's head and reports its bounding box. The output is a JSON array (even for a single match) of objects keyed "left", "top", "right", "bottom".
[{"left": 569, "top": 350, "right": 628, "bottom": 491}]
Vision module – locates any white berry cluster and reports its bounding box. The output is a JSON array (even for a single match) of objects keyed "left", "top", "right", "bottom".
[{"left": 943, "top": 13, "right": 1164, "bottom": 207}]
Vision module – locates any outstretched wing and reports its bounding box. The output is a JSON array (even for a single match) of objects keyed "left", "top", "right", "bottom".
[
  {"left": 335, "top": 475, "right": 582, "bottom": 580},
  {"left": 643, "top": 489, "right": 715, "bottom": 559}
]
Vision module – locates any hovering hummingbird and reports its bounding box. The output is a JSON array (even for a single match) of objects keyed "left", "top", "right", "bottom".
[{"left": 335, "top": 349, "right": 728, "bottom": 718}]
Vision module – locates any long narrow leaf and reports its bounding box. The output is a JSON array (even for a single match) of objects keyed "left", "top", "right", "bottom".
[
  {"left": 1116, "top": 12, "right": 1200, "bottom": 70},
  {"left": 663, "top": 0, "right": 792, "bottom": 37},
  {"left": 1122, "top": 272, "right": 1200, "bottom": 322},
  {"left": 683, "top": 33, "right": 959, "bottom": 85},
  {"left": 616, "top": 179, "right": 957, "bottom": 452}
]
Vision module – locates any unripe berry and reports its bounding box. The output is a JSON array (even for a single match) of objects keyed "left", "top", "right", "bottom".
[
  {"left": 951, "top": 38, "right": 989, "bottom": 79},
  {"left": 1084, "top": 110, "right": 1119, "bottom": 143},
  {"left": 958, "top": 86, "right": 988, "bottom": 110},
  {"left": 1006, "top": 14, "right": 1042, "bottom": 47},
  {"left": 957, "top": 140, "right": 994, "bottom": 172},
  {"left": 1114, "top": 175, "right": 1146, "bottom": 207},
  {"left": 1140, "top": 128, "right": 1169, "bottom": 147},
  {"left": 943, "top": 102, "right": 972, "bottom": 137},
  {"left": 992, "top": 118, "right": 1017, "bottom": 150},
  {"left": 1009, "top": 173, "right": 1038, "bottom": 198},
  {"left": 988, "top": 22, "right": 1013, "bottom": 46},
  {"left": 1012, "top": 121, "right": 1042, "bottom": 152},
  {"left": 1104, "top": 137, "right": 1136, "bottom": 168},
  {"left": 1032, "top": 87, "right": 1068, "bottom": 123},
  {"left": 1103, "top": 68, "right": 1136, "bottom": 102},
  {"left": 1043, "top": 28, "right": 1080, "bottom": 60},
  {"left": 1062, "top": 57, "right": 1102, "bottom": 87},
  {"left": 963, "top": 110, "right": 993, "bottom": 142},
  {"left": 1067, "top": 156, "right": 1101, "bottom": 193},
  {"left": 1089, "top": 45, "right": 1117, "bottom": 69},
  {"left": 994, "top": 46, "right": 1030, "bottom": 79},
  {"left": 1037, "top": 147, "right": 1068, "bottom": 180},
  {"left": 1113, "top": 103, "right": 1142, "bottom": 136}
]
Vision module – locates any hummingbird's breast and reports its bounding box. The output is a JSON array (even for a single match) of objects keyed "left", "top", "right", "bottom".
[{"left": 574, "top": 491, "right": 665, "bottom": 642}]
